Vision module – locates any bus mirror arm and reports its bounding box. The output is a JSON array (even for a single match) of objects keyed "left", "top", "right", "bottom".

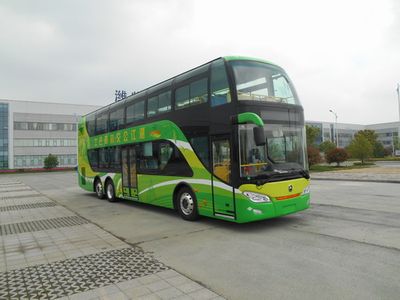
[{"left": 253, "top": 126, "right": 266, "bottom": 146}]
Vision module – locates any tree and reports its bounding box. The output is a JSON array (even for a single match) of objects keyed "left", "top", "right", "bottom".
[
  {"left": 306, "top": 125, "right": 320, "bottom": 147},
  {"left": 326, "top": 148, "right": 349, "bottom": 166},
  {"left": 44, "top": 154, "right": 59, "bottom": 169},
  {"left": 355, "top": 130, "right": 377, "bottom": 144},
  {"left": 384, "top": 147, "right": 393, "bottom": 157},
  {"left": 355, "top": 129, "right": 384, "bottom": 158},
  {"left": 307, "top": 146, "right": 322, "bottom": 166},
  {"left": 347, "top": 135, "right": 373, "bottom": 164},
  {"left": 319, "top": 140, "right": 336, "bottom": 155},
  {"left": 373, "top": 142, "right": 385, "bottom": 158}
]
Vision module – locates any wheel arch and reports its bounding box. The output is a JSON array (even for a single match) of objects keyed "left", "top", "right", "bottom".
[
  {"left": 104, "top": 176, "right": 114, "bottom": 186},
  {"left": 172, "top": 182, "right": 196, "bottom": 210}
]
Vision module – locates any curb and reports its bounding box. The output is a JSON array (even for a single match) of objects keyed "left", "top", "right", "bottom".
[{"left": 311, "top": 177, "right": 400, "bottom": 184}]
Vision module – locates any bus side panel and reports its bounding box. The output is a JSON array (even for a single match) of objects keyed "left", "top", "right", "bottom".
[
  {"left": 136, "top": 174, "right": 215, "bottom": 216},
  {"left": 176, "top": 145, "right": 214, "bottom": 217},
  {"left": 137, "top": 174, "right": 154, "bottom": 204},
  {"left": 191, "top": 182, "right": 214, "bottom": 218},
  {"left": 140, "top": 174, "right": 175, "bottom": 208},
  {"left": 78, "top": 116, "right": 102, "bottom": 192}
]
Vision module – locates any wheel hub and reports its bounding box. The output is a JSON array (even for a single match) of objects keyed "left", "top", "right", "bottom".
[
  {"left": 180, "top": 192, "right": 194, "bottom": 215},
  {"left": 107, "top": 184, "right": 113, "bottom": 199},
  {"left": 96, "top": 182, "right": 103, "bottom": 195}
]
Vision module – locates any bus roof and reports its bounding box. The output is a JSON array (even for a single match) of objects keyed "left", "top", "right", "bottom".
[
  {"left": 223, "top": 56, "right": 279, "bottom": 67},
  {"left": 84, "top": 56, "right": 280, "bottom": 117}
]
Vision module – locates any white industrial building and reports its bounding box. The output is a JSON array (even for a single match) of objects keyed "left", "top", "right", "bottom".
[
  {"left": 306, "top": 120, "right": 400, "bottom": 152},
  {"left": 0, "top": 99, "right": 399, "bottom": 170},
  {"left": 0, "top": 99, "right": 99, "bottom": 169}
]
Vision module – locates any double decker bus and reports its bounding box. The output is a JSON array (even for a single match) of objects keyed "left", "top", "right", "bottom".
[{"left": 78, "top": 56, "right": 310, "bottom": 223}]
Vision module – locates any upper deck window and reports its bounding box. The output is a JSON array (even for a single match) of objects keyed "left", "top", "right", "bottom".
[
  {"left": 231, "top": 61, "right": 299, "bottom": 105},
  {"left": 109, "top": 107, "right": 124, "bottom": 131},
  {"left": 175, "top": 78, "right": 208, "bottom": 110},
  {"left": 95, "top": 111, "right": 109, "bottom": 134},
  {"left": 126, "top": 100, "right": 145, "bottom": 124},
  {"left": 210, "top": 59, "right": 231, "bottom": 106},
  {"left": 86, "top": 114, "right": 96, "bottom": 136},
  {"left": 147, "top": 91, "right": 171, "bottom": 117}
]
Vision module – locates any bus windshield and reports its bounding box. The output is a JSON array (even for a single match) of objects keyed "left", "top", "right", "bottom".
[
  {"left": 231, "top": 61, "right": 299, "bottom": 105},
  {"left": 239, "top": 124, "right": 307, "bottom": 180}
]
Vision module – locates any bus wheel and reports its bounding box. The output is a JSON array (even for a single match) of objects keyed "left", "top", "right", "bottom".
[
  {"left": 177, "top": 187, "right": 199, "bottom": 221},
  {"left": 105, "top": 180, "right": 117, "bottom": 202},
  {"left": 94, "top": 179, "right": 104, "bottom": 199}
]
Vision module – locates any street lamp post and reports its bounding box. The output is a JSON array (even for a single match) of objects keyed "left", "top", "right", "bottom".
[
  {"left": 396, "top": 83, "right": 400, "bottom": 156},
  {"left": 397, "top": 83, "right": 400, "bottom": 120},
  {"left": 329, "top": 109, "right": 338, "bottom": 147}
]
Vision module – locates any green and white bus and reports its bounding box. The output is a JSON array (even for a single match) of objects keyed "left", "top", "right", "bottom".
[{"left": 78, "top": 56, "right": 310, "bottom": 223}]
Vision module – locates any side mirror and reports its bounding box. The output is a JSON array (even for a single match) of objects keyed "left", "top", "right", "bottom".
[{"left": 253, "top": 126, "right": 266, "bottom": 146}]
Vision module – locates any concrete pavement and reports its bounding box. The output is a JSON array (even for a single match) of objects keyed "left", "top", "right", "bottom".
[
  {"left": 8, "top": 171, "right": 400, "bottom": 300},
  {"left": 0, "top": 176, "right": 224, "bottom": 300}
]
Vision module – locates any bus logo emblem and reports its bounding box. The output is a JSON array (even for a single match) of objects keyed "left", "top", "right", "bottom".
[{"left": 288, "top": 185, "right": 293, "bottom": 192}]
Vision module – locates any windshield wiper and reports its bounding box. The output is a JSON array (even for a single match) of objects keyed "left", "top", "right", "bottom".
[
  {"left": 247, "top": 168, "right": 309, "bottom": 184},
  {"left": 299, "top": 169, "right": 310, "bottom": 179},
  {"left": 253, "top": 171, "right": 293, "bottom": 182},
  {"left": 290, "top": 168, "right": 310, "bottom": 179},
  {"left": 259, "top": 168, "right": 309, "bottom": 181}
]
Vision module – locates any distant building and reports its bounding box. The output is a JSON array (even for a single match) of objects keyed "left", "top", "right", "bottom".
[
  {"left": 306, "top": 120, "right": 400, "bottom": 151},
  {"left": 1, "top": 98, "right": 399, "bottom": 170},
  {"left": 0, "top": 99, "right": 100, "bottom": 169},
  {"left": 367, "top": 122, "right": 400, "bottom": 150}
]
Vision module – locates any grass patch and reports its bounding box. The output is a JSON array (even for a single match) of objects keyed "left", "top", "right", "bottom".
[
  {"left": 369, "top": 157, "right": 400, "bottom": 161},
  {"left": 310, "top": 163, "right": 374, "bottom": 172},
  {"left": 353, "top": 162, "right": 375, "bottom": 166}
]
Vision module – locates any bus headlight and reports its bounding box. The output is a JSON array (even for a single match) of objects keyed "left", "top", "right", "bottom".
[
  {"left": 302, "top": 186, "right": 310, "bottom": 195},
  {"left": 243, "top": 191, "right": 271, "bottom": 203}
]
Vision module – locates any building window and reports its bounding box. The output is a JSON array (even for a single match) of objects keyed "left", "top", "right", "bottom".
[
  {"left": 14, "top": 138, "right": 77, "bottom": 147},
  {"left": 14, "top": 154, "right": 77, "bottom": 168},
  {"left": 0, "top": 103, "right": 9, "bottom": 169},
  {"left": 14, "top": 122, "right": 77, "bottom": 132}
]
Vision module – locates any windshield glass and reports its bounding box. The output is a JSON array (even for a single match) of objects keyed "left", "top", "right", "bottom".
[
  {"left": 239, "top": 124, "right": 307, "bottom": 180},
  {"left": 231, "top": 61, "right": 299, "bottom": 105}
]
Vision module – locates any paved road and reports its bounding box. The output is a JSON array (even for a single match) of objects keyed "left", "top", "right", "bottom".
[
  {"left": 375, "top": 160, "right": 400, "bottom": 168},
  {"left": 13, "top": 172, "right": 400, "bottom": 300},
  {"left": 0, "top": 176, "right": 223, "bottom": 299}
]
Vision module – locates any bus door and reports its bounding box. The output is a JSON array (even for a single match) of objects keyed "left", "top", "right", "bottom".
[
  {"left": 121, "top": 146, "right": 138, "bottom": 199},
  {"left": 211, "top": 136, "right": 235, "bottom": 218}
]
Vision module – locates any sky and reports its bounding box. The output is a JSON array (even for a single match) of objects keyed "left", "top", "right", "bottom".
[{"left": 0, "top": 0, "right": 399, "bottom": 124}]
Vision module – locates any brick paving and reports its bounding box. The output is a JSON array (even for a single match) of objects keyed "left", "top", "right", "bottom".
[{"left": 0, "top": 177, "right": 224, "bottom": 300}]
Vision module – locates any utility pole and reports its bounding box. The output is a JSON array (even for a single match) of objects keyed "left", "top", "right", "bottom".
[{"left": 329, "top": 109, "right": 339, "bottom": 147}]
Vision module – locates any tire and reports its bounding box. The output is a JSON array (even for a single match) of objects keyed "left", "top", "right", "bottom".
[
  {"left": 176, "top": 187, "right": 199, "bottom": 221},
  {"left": 105, "top": 180, "right": 118, "bottom": 202},
  {"left": 94, "top": 178, "right": 105, "bottom": 199}
]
